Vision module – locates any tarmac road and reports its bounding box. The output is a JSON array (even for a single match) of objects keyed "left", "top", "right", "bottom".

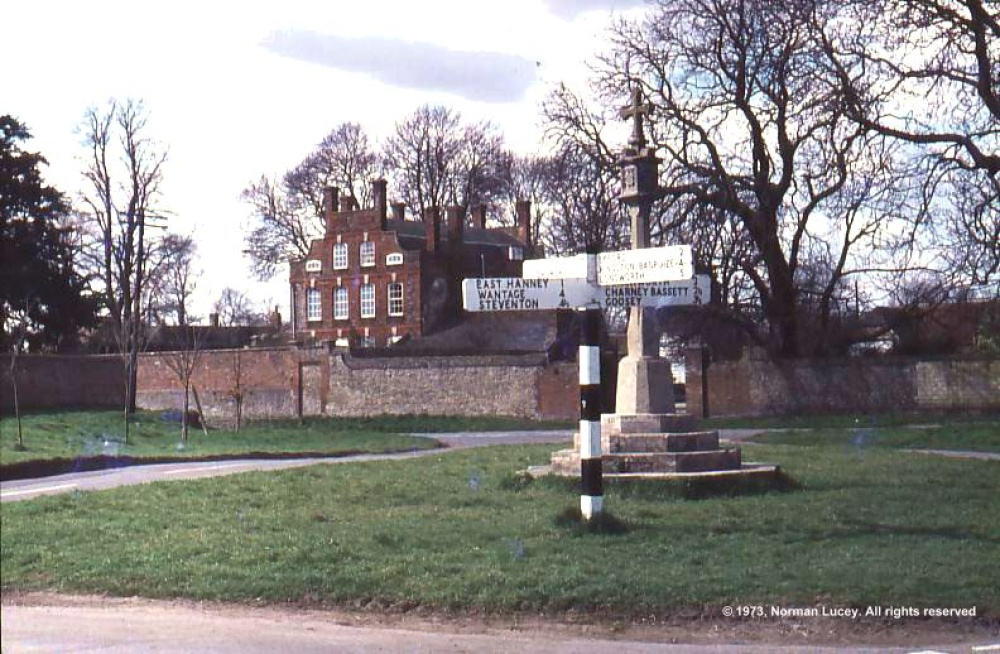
[{"left": 0, "top": 430, "right": 573, "bottom": 503}]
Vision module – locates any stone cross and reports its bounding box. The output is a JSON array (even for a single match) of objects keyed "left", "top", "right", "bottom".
[{"left": 619, "top": 86, "right": 654, "bottom": 150}]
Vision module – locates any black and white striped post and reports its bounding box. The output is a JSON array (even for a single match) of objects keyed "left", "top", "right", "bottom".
[{"left": 579, "top": 305, "right": 603, "bottom": 519}]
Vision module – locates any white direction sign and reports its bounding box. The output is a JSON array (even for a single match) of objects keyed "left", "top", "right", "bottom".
[
  {"left": 522, "top": 253, "right": 591, "bottom": 280},
  {"left": 597, "top": 244, "right": 693, "bottom": 285},
  {"left": 462, "top": 275, "right": 710, "bottom": 312}
]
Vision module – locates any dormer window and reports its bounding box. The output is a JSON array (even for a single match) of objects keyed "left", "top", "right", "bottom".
[
  {"left": 333, "top": 243, "right": 349, "bottom": 270},
  {"left": 360, "top": 241, "right": 376, "bottom": 267}
]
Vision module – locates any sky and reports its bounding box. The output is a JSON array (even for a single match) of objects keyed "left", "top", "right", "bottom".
[{"left": 5, "top": 0, "right": 647, "bottom": 321}]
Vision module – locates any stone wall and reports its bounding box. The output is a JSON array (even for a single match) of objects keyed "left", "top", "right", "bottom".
[
  {"left": 327, "top": 352, "right": 577, "bottom": 419},
  {"left": 685, "top": 348, "right": 999, "bottom": 417},
  {"left": 1, "top": 354, "right": 124, "bottom": 414},
  {"left": 134, "top": 348, "right": 577, "bottom": 422}
]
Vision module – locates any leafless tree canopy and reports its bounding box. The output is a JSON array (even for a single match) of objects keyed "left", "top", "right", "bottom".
[
  {"left": 213, "top": 287, "right": 264, "bottom": 327},
  {"left": 242, "top": 123, "right": 381, "bottom": 280},
  {"left": 383, "top": 105, "right": 511, "bottom": 220},
  {"left": 146, "top": 233, "right": 199, "bottom": 326},
  {"left": 77, "top": 98, "right": 167, "bottom": 423},
  {"left": 828, "top": 0, "right": 999, "bottom": 287}
]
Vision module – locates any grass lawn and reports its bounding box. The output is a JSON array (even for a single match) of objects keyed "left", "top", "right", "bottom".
[
  {"left": 749, "top": 423, "right": 1000, "bottom": 453},
  {"left": 0, "top": 411, "right": 570, "bottom": 466},
  {"left": 2, "top": 440, "right": 997, "bottom": 617},
  {"left": 702, "top": 412, "right": 1000, "bottom": 431}
]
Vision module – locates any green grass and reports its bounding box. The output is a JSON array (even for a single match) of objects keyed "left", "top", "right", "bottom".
[
  {"left": 702, "top": 412, "right": 1000, "bottom": 431},
  {"left": 3, "top": 442, "right": 997, "bottom": 616},
  {"left": 749, "top": 423, "right": 1000, "bottom": 453},
  {"left": 0, "top": 411, "right": 570, "bottom": 466}
]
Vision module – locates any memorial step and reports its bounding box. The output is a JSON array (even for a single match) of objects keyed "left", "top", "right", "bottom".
[
  {"left": 603, "top": 448, "right": 742, "bottom": 474},
  {"left": 607, "top": 431, "right": 720, "bottom": 453},
  {"left": 601, "top": 413, "right": 696, "bottom": 435}
]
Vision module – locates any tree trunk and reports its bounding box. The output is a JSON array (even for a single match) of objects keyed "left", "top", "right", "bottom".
[{"left": 182, "top": 381, "right": 190, "bottom": 443}]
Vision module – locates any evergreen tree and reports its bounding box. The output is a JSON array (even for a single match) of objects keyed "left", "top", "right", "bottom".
[{"left": 1, "top": 115, "right": 99, "bottom": 351}]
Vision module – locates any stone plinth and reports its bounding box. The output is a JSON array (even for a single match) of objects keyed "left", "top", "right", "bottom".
[{"left": 615, "top": 356, "right": 676, "bottom": 415}]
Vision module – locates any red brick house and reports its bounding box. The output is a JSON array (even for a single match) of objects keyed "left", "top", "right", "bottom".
[{"left": 289, "top": 180, "right": 535, "bottom": 347}]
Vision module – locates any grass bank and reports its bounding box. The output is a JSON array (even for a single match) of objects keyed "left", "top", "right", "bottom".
[
  {"left": 749, "top": 423, "right": 1000, "bottom": 453},
  {"left": 0, "top": 411, "right": 569, "bottom": 467},
  {"left": 2, "top": 441, "right": 997, "bottom": 617}
]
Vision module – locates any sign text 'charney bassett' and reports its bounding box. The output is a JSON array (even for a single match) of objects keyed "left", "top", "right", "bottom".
[{"left": 462, "top": 275, "right": 710, "bottom": 312}]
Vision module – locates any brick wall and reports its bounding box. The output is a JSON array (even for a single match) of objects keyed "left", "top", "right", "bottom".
[
  {"left": 686, "top": 348, "right": 999, "bottom": 417},
  {"left": 1, "top": 354, "right": 124, "bottom": 414},
  {"left": 135, "top": 347, "right": 327, "bottom": 424},
  {"left": 134, "top": 347, "right": 576, "bottom": 422}
]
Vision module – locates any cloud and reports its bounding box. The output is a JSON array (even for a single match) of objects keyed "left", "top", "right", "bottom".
[
  {"left": 542, "top": 0, "right": 647, "bottom": 19},
  {"left": 261, "top": 30, "right": 539, "bottom": 104}
]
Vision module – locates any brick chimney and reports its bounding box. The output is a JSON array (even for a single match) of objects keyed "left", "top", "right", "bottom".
[
  {"left": 471, "top": 204, "right": 487, "bottom": 230},
  {"left": 424, "top": 207, "right": 440, "bottom": 253},
  {"left": 516, "top": 199, "right": 532, "bottom": 248},
  {"left": 445, "top": 206, "right": 465, "bottom": 251},
  {"left": 323, "top": 187, "right": 339, "bottom": 234},
  {"left": 372, "top": 178, "right": 387, "bottom": 230},
  {"left": 391, "top": 202, "right": 406, "bottom": 222},
  {"left": 339, "top": 195, "right": 358, "bottom": 212}
]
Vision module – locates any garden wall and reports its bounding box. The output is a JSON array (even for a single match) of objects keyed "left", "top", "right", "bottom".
[
  {"left": 685, "top": 348, "right": 999, "bottom": 417},
  {"left": 133, "top": 348, "right": 578, "bottom": 422},
  {"left": 1, "top": 354, "right": 124, "bottom": 414}
]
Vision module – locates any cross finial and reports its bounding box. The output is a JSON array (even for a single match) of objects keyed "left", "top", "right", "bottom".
[{"left": 619, "top": 86, "right": 654, "bottom": 149}]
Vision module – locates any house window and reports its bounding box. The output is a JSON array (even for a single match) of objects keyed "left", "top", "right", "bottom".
[
  {"left": 388, "top": 283, "right": 404, "bottom": 317},
  {"left": 508, "top": 246, "right": 524, "bottom": 261},
  {"left": 385, "top": 252, "right": 403, "bottom": 266},
  {"left": 333, "top": 243, "right": 349, "bottom": 270},
  {"left": 334, "top": 287, "right": 349, "bottom": 320},
  {"left": 305, "top": 259, "right": 322, "bottom": 273},
  {"left": 359, "top": 335, "right": 376, "bottom": 348},
  {"left": 360, "top": 283, "right": 375, "bottom": 318},
  {"left": 306, "top": 288, "right": 322, "bottom": 322},
  {"left": 360, "top": 241, "right": 376, "bottom": 267}
]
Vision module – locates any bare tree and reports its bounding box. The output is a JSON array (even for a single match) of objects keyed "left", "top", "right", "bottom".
[
  {"left": 146, "top": 233, "right": 198, "bottom": 326},
  {"left": 383, "top": 105, "right": 510, "bottom": 219},
  {"left": 162, "top": 325, "right": 205, "bottom": 443},
  {"left": 213, "top": 287, "right": 263, "bottom": 326},
  {"left": 567, "top": 0, "right": 919, "bottom": 357},
  {"left": 77, "top": 99, "right": 167, "bottom": 442},
  {"left": 286, "top": 122, "right": 382, "bottom": 211},
  {"left": 540, "top": 85, "right": 629, "bottom": 255},
  {"left": 242, "top": 123, "right": 380, "bottom": 279},
  {"left": 5, "top": 301, "right": 33, "bottom": 450},
  {"left": 827, "top": 0, "right": 999, "bottom": 289},
  {"left": 227, "top": 349, "right": 248, "bottom": 433}
]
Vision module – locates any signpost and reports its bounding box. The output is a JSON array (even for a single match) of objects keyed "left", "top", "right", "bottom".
[
  {"left": 461, "top": 274, "right": 709, "bottom": 313},
  {"left": 597, "top": 244, "right": 692, "bottom": 285},
  {"left": 462, "top": 249, "right": 707, "bottom": 521}
]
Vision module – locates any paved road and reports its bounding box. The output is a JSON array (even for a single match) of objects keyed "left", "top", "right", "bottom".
[
  {"left": 0, "top": 430, "right": 573, "bottom": 503},
  {"left": 3, "top": 596, "right": 994, "bottom": 653}
]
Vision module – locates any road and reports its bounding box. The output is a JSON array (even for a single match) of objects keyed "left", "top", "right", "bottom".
[
  {"left": 0, "top": 430, "right": 572, "bottom": 503},
  {"left": 3, "top": 594, "right": 995, "bottom": 653}
]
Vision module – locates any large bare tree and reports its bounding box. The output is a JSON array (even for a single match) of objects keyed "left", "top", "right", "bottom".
[
  {"left": 146, "top": 233, "right": 198, "bottom": 326},
  {"left": 242, "top": 123, "right": 381, "bottom": 279},
  {"left": 564, "top": 0, "right": 920, "bottom": 357},
  {"left": 78, "top": 99, "right": 167, "bottom": 440},
  {"left": 827, "top": 0, "right": 999, "bottom": 288},
  {"left": 383, "top": 105, "right": 510, "bottom": 219}
]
